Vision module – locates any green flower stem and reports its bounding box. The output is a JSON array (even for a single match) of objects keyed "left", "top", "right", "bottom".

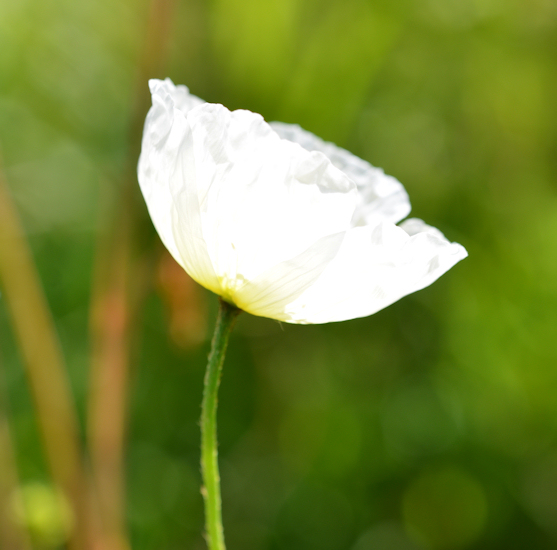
[{"left": 201, "top": 298, "right": 241, "bottom": 550}]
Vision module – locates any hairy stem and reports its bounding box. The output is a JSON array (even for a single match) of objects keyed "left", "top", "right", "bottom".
[{"left": 200, "top": 299, "right": 240, "bottom": 550}]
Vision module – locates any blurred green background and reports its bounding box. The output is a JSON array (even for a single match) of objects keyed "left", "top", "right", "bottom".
[{"left": 1, "top": 0, "right": 557, "bottom": 549}]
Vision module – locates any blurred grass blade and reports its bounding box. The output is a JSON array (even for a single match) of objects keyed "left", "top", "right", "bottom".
[
  {"left": 0, "top": 156, "right": 92, "bottom": 550},
  {"left": 86, "top": 1, "right": 175, "bottom": 549},
  {"left": 88, "top": 210, "right": 134, "bottom": 550}
]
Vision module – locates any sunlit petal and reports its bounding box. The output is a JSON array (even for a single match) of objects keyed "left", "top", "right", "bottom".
[
  {"left": 138, "top": 79, "right": 220, "bottom": 291},
  {"left": 182, "top": 104, "right": 357, "bottom": 293},
  {"left": 285, "top": 220, "right": 468, "bottom": 324},
  {"left": 138, "top": 79, "right": 467, "bottom": 324},
  {"left": 270, "top": 122, "right": 411, "bottom": 227}
]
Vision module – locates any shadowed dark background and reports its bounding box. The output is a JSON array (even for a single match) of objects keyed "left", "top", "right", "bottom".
[{"left": 1, "top": 0, "right": 557, "bottom": 549}]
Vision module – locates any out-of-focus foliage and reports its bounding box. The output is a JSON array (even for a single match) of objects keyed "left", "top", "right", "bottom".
[{"left": 1, "top": 0, "right": 557, "bottom": 549}]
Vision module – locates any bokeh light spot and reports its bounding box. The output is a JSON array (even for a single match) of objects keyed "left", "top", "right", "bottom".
[{"left": 402, "top": 465, "right": 488, "bottom": 549}]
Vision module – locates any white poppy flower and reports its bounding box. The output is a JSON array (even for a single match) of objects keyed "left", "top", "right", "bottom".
[{"left": 138, "top": 78, "right": 467, "bottom": 324}]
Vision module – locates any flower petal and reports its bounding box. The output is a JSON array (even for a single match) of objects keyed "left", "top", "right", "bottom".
[
  {"left": 270, "top": 122, "right": 411, "bottom": 227},
  {"left": 233, "top": 232, "right": 347, "bottom": 321},
  {"left": 139, "top": 79, "right": 467, "bottom": 325},
  {"left": 180, "top": 104, "right": 359, "bottom": 299},
  {"left": 153, "top": 78, "right": 205, "bottom": 115},
  {"left": 284, "top": 219, "right": 468, "bottom": 324},
  {"left": 138, "top": 79, "right": 221, "bottom": 292}
]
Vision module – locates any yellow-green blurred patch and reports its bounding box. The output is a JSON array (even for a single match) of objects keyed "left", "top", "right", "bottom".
[{"left": 402, "top": 466, "right": 488, "bottom": 548}]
